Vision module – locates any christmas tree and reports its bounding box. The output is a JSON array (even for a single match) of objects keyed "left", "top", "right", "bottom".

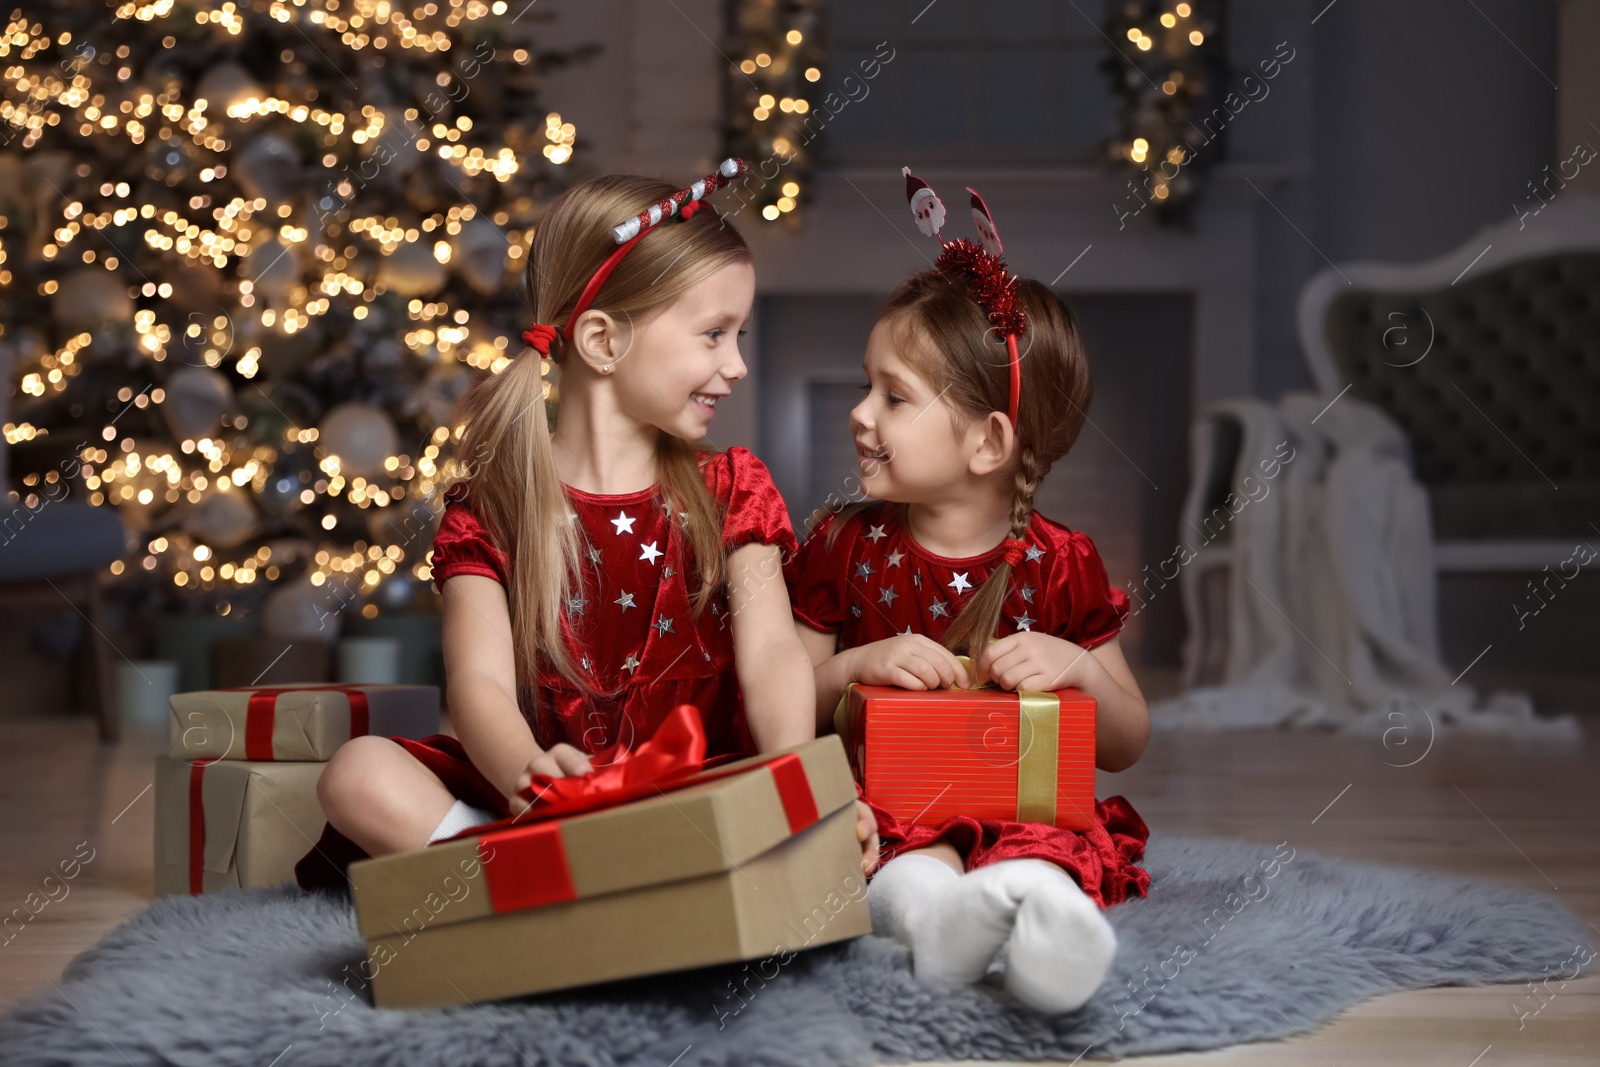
[{"left": 0, "top": 0, "right": 591, "bottom": 628}]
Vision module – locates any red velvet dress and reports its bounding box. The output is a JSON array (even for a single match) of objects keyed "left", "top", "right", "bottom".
[
  {"left": 294, "top": 446, "right": 796, "bottom": 893},
  {"left": 785, "top": 502, "right": 1151, "bottom": 908}
]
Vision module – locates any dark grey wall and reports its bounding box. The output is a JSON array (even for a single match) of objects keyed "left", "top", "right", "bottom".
[
  {"left": 1241, "top": 0, "right": 1559, "bottom": 401},
  {"left": 1312, "top": 0, "right": 1558, "bottom": 265}
]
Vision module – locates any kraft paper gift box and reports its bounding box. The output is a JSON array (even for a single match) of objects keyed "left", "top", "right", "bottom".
[
  {"left": 348, "top": 710, "right": 870, "bottom": 1010},
  {"left": 834, "top": 677, "right": 1097, "bottom": 831},
  {"left": 169, "top": 683, "right": 439, "bottom": 762},
  {"left": 153, "top": 755, "right": 327, "bottom": 896}
]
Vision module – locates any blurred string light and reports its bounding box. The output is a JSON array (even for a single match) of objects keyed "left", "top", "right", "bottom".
[
  {"left": 1104, "top": 1, "right": 1224, "bottom": 226},
  {"left": 726, "top": 0, "right": 822, "bottom": 225},
  {"left": 0, "top": 4, "right": 584, "bottom": 613}
]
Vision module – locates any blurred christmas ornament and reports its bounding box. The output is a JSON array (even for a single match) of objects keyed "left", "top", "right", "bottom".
[
  {"left": 370, "top": 107, "right": 422, "bottom": 179},
  {"left": 162, "top": 262, "right": 229, "bottom": 318},
  {"left": 262, "top": 578, "right": 340, "bottom": 642},
  {"left": 194, "top": 62, "right": 264, "bottom": 116},
  {"left": 417, "top": 361, "right": 472, "bottom": 427},
  {"left": 53, "top": 269, "right": 135, "bottom": 330},
  {"left": 181, "top": 488, "right": 261, "bottom": 549},
  {"left": 243, "top": 237, "right": 301, "bottom": 304},
  {"left": 253, "top": 326, "right": 324, "bottom": 381},
  {"left": 452, "top": 217, "right": 510, "bottom": 295},
  {"left": 318, "top": 402, "right": 398, "bottom": 478},
  {"left": 256, "top": 451, "right": 313, "bottom": 519},
  {"left": 145, "top": 134, "right": 192, "bottom": 184},
  {"left": 376, "top": 240, "right": 446, "bottom": 297},
  {"left": 160, "top": 366, "right": 235, "bottom": 440},
  {"left": 0, "top": 156, "right": 29, "bottom": 225},
  {"left": 366, "top": 498, "right": 436, "bottom": 548},
  {"left": 235, "top": 132, "right": 304, "bottom": 202}
]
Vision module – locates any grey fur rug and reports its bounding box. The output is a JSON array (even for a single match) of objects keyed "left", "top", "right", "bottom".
[{"left": 2, "top": 834, "right": 1591, "bottom": 1065}]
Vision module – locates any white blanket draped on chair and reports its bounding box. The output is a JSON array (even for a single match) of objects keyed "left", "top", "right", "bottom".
[{"left": 1156, "top": 393, "right": 1580, "bottom": 741}]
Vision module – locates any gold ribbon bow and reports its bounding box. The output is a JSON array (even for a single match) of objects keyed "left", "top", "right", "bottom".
[{"left": 834, "top": 655, "right": 1059, "bottom": 824}]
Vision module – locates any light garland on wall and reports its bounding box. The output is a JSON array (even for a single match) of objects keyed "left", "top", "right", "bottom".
[
  {"left": 1103, "top": 0, "right": 1225, "bottom": 227},
  {"left": 724, "top": 0, "right": 823, "bottom": 225}
]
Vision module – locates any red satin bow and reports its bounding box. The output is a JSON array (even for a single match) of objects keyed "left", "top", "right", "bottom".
[
  {"left": 510, "top": 703, "right": 711, "bottom": 824},
  {"left": 522, "top": 323, "right": 559, "bottom": 357}
]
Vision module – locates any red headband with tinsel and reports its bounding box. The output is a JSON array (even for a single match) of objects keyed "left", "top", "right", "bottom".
[
  {"left": 522, "top": 158, "right": 749, "bottom": 357},
  {"left": 903, "top": 167, "right": 1027, "bottom": 426}
]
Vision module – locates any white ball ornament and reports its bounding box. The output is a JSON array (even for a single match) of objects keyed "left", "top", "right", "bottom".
[
  {"left": 453, "top": 217, "right": 510, "bottom": 295},
  {"left": 194, "top": 62, "right": 264, "bottom": 117},
  {"left": 262, "top": 578, "right": 340, "bottom": 642},
  {"left": 376, "top": 240, "right": 446, "bottom": 297},
  {"left": 318, "top": 402, "right": 398, "bottom": 478},
  {"left": 52, "top": 269, "right": 135, "bottom": 330},
  {"left": 181, "top": 489, "right": 261, "bottom": 549},
  {"left": 243, "top": 237, "right": 301, "bottom": 304},
  {"left": 235, "top": 133, "right": 304, "bottom": 202},
  {"left": 161, "top": 366, "right": 235, "bottom": 441}
]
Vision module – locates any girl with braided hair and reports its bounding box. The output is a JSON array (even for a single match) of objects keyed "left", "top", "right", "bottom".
[{"left": 784, "top": 172, "right": 1151, "bottom": 1014}]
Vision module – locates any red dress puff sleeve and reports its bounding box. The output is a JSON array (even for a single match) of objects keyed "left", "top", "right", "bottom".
[
  {"left": 703, "top": 446, "right": 799, "bottom": 558},
  {"left": 1052, "top": 527, "right": 1131, "bottom": 651},
  {"left": 429, "top": 485, "right": 509, "bottom": 589},
  {"left": 783, "top": 506, "right": 860, "bottom": 633}
]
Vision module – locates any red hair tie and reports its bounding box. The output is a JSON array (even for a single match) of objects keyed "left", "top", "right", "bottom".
[
  {"left": 522, "top": 323, "right": 559, "bottom": 358},
  {"left": 1001, "top": 537, "right": 1029, "bottom": 566}
]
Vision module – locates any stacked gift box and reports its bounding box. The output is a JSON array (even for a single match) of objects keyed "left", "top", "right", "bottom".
[
  {"left": 154, "top": 684, "right": 440, "bottom": 896},
  {"left": 346, "top": 706, "right": 871, "bottom": 1009}
]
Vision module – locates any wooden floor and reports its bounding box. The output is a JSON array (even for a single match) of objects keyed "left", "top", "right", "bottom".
[{"left": 1, "top": 708, "right": 1596, "bottom": 1065}]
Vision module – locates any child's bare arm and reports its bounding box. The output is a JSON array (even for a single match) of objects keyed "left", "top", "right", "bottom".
[
  {"left": 796, "top": 622, "right": 847, "bottom": 730},
  {"left": 1077, "top": 636, "right": 1150, "bottom": 771},
  {"left": 440, "top": 576, "right": 590, "bottom": 804},
  {"left": 727, "top": 542, "right": 815, "bottom": 751},
  {"left": 975, "top": 632, "right": 1149, "bottom": 772}
]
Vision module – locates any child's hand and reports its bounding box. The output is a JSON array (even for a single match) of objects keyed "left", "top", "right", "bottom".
[
  {"left": 513, "top": 743, "right": 594, "bottom": 799},
  {"left": 850, "top": 634, "right": 970, "bottom": 690},
  {"left": 855, "top": 798, "right": 881, "bottom": 875},
  {"left": 976, "top": 632, "right": 1095, "bottom": 693}
]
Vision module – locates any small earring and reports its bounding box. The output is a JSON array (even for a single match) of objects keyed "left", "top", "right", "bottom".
[{"left": 600, "top": 363, "right": 614, "bottom": 375}]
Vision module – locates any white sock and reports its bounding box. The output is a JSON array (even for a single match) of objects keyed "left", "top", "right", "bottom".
[
  {"left": 426, "top": 799, "right": 499, "bottom": 844},
  {"left": 868, "top": 853, "right": 1015, "bottom": 988},
  {"left": 990, "top": 859, "right": 1118, "bottom": 1014}
]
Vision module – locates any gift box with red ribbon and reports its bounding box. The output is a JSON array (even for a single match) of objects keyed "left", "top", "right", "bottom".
[
  {"left": 835, "top": 676, "right": 1097, "bottom": 831},
  {"left": 153, "top": 755, "right": 327, "bottom": 896},
  {"left": 348, "top": 705, "right": 870, "bottom": 1009},
  {"left": 168, "top": 683, "right": 440, "bottom": 762}
]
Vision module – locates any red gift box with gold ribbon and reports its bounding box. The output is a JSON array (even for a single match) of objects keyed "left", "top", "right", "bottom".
[
  {"left": 835, "top": 678, "right": 1097, "bottom": 831},
  {"left": 168, "top": 683, "right": 439, "bottom": 762},
  {"left": 347, "top": 706, "right": 870, "bottom": 1010}
]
